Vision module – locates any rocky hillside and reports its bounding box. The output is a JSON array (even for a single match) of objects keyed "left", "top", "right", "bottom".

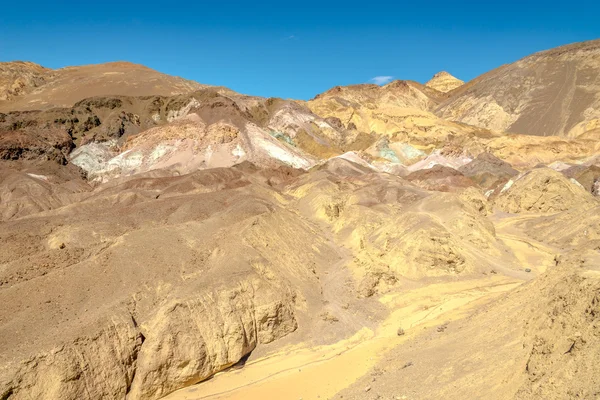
[
  {"left": 0, "top": 157, "right": 530, "bottom": 399},
  {"left": 0, "top": 61, "right": 49, "bottom": 102},
  {"left": 337, "top": 241, "right": 600, "bottom": 400},
  {"left": 0, "top": 61, "right": 214, "bottom": 112},
  {"left": 437, "top": 39, "right": 600, "bottom": 137},
  {"left": 2, "top": 39, "right": 600, "bottom": 400}
]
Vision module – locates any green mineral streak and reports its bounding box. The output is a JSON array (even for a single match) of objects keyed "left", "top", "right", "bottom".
[
  {"left": 270, "top": 131, "right": 296, "bottom": 147},
  {"left": 379, "top": 147, "right": 401, "bottom": 163},
  {"left": 377, "top": 138, "right": 401, "bottom": 163},
  {"left": 397, "top": 143, "right": 425, "bottom": 159}
]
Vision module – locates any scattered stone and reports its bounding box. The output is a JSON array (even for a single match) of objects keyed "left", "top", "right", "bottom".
[
  {"left": 402, "top": 361, "right": 414, "bottom": 369},
  {"left": 319, "top": 312, "right": 339, "bottom": 323}
]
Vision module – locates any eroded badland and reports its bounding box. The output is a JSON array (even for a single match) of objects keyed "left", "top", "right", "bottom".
[{"left": 2, "top": 40, "right": 600, "bottom": 400}]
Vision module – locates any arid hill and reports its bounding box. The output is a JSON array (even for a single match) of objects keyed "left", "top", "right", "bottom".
[
  {"left": 0, "top": 159, "right": 527, "bottom": 400},
  {"left": 2, "top": 39, "right": 600, "bottom": 400},
  {"left": 0, "top": 61, "right": 213, "bottom": 112},
  {"left": 493, "top": 167, "right": 598, "bottom": 213},
  {"left": 438, "top": 39, "right": 600, "bottom": 137}
]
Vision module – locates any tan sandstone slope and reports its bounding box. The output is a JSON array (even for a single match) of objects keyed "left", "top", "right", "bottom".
[
  {"left": 437, "top": 39, "right": 600, "bottom": 137},
  {"left": 0, "top": 61, "right": 214, "bottom": 112},
  {"left": 0, "top": 158, "right": 529, "bottom": 400},
  {"left": 337, "top": 242, "right": 600, "bottom": 400}
]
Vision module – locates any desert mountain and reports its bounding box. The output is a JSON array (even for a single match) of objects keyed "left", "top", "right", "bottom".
[
  {"left": 425, "top": 71, "right": 464, "bottom": 93},
  {"left": 0, "top": 61, "right": 213, "bottom": 112},
  {"left": 307, "top": 79, "right": 600, "bottom": 171},
  {"left": 437, "top": 39, "right": 600, "bottom": 137},
  {"left": 2, "top": 39, "right": 600, "bottom": 400},
  {"left": 0, "top": 87, "right": 355, "bottom": 174}
]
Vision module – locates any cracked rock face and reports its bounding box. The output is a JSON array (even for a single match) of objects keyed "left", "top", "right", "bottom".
[
  {"left": 0, "top": 166, "right": 324, "bottom": 400},
  {"left": 0, "top": 314, "right": 143, "bottom": 400},
  {"left": 1, "top": 283, "right": 297, "bottom": 400},
  {"left": 127, "top": 282, "right": 297, "bottom": 400}
]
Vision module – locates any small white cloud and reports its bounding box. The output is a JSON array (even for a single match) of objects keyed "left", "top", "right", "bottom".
[
  {"left": 370, "top": 76, "right": 394, "bottom": 85},
  {"left": 281, "top": 35, "right": 297, "bottom": 41}
]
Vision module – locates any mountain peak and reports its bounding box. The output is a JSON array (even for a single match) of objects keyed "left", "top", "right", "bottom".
[{"left": 425, "top": 71, "right": 464, "bottom": 93}]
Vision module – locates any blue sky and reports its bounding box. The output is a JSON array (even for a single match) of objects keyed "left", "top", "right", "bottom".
[{"left": 1, "top": 0, "right": 598, "bottom": 100}]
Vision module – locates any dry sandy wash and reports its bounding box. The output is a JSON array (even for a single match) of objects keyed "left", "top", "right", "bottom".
[{"left": 2, "top": 39, "right": 600, "bottom": 400}]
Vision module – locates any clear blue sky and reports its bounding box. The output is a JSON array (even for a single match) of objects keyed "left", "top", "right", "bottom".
[{"left": 1, "top": 0, "right": 598, "bottom": 100}]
